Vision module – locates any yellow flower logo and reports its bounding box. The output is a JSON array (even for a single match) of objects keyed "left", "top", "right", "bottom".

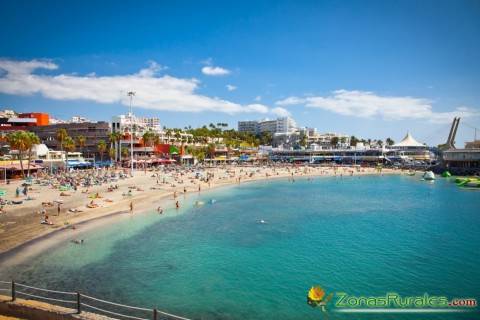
[{"left": 307, "top": 286, "right": 333, "bottom": 311}]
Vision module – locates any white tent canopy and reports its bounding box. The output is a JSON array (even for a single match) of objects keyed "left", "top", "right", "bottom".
[{"left": 393, "top": 132, "right": 425, "bottom": 147}]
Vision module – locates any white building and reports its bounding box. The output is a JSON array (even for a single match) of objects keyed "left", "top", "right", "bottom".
[
  {"left": 238, "top": 117, "right": 297, "bottom": 135},
  {"left": 276, "top": 117, "right": 297, "bottom": 133},
  {"left": 238, "top": 120, "right": 259, "bottom": 134},
  {"left": 111, "top": 114, "right": 163, "bottom": 136},
  {"left": 258, "top": 119, "right": 277, "bottom": 134}
]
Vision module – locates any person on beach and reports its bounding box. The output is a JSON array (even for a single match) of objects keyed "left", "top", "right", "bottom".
[
  {"left": 157, "top": 206, "right": 163, "bottom": 214},
  {"left": 130, "top": 201, "right": 133, "bottom": 214},
  {"left": 57, "top": 203, "right": 61, "bottom": 215},
  {"left": 176, "top": 201, "right": 180, "bottom": 209},
  {"left": 15, "top": 187, "right": 20, "bottom": 198}
]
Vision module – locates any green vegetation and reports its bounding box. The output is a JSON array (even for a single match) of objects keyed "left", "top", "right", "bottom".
[{"left": 6, "top": 130, "right": 41, "bottom": 177}]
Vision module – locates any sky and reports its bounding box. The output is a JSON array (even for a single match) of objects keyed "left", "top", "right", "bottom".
[{"left": 0, "top": 0, "right": 479, "bottom": 146}]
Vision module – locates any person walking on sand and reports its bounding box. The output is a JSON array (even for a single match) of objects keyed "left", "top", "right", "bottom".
[
  {"left": 57, "top": 203, "right": 61, "bottom": 216},
  {"left": 130, "top": 201, "right": 133, "bottom": 214}
]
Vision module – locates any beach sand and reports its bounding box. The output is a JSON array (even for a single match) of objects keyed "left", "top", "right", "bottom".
[{"left": 0, "top": 165, "right": 401, "bottom": 256}]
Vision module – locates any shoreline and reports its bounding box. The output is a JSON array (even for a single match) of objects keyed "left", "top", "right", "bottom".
[{"left": 0, "top": 165, "right": 402, "bottom": 265}]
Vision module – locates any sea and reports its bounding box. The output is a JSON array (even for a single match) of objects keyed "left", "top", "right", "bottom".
[{"left": 1, "top": 174, "right": 479, "bottom": 320}]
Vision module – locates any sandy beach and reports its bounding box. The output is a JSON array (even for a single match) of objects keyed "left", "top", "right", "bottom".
[{"left": 0, "top": 164, "right": 401, "bottom": 256}]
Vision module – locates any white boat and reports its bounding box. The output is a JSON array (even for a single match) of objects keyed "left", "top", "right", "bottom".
[{"left": 423, "top": 171, "right": 435, "bottom": 181}]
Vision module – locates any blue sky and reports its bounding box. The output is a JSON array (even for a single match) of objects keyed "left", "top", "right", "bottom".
[{"left": 0, "top": 0, "right": 479, "bottom": 145}]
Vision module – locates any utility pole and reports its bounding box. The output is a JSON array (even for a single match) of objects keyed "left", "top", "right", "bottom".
[{"left": 127, "top": 91, "right": 136, "bottom": 175}]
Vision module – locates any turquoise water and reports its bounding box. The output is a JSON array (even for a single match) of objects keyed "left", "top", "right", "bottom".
[{"left": 1, "top": 175, "right": 480, "bottom": 319}]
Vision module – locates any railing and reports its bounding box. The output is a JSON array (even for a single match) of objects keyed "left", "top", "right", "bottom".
[{"left": 0, "top": 280, "right": 190, "bottom": 320}]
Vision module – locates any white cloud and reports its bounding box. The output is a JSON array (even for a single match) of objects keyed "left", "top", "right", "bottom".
[
  {"left": 201, "top": 66, "right": 230, "bottom": 76},
  {"left": 276, "top": 89, "right": 478, "bottom": 123},
  {"left": 271, "top": 107, "right": 291, "bottom": 117},
  {"left": 244, "top": 104, "right": 269, "bottom": 113},
  {"left": 0, "top": 58, "right": 268, "bottom": 115},
  {"left": 226, "top": 84, "right": 237, "bottom": 91}
]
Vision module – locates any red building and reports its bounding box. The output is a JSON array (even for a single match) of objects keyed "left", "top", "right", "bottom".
[{"left": 0, "top": 112, "right": 50, "bottom": 132}]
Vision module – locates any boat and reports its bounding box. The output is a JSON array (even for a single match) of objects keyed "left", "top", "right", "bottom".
[
  {"left": 465, "top": 180, "right": 480, "bottom": 188},
  {"left": 456, "top": 177, "right": 480, "bottom": 188},
  {"left": 441, "top": 171, "right": 452, "bottom": 178},
  {"left": 423, "top": 171, "right": 435, "bottom": 181}
]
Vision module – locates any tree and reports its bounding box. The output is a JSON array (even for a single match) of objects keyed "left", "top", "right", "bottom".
[
  {"left": 330, "top": 137, "right": 339, "bottom": 147},
  {"left": 174, "top": 131, "right": 181, "bottom": 145},
  {"left": 56, "top": 128, "right": 69, "bottom": 169},
  {"left": 62, "top": 136, "right": 75, "bottom": 170},
  {"left": 350, "top": 136, "right": 359, "bottom": 147},
  {"left": 114, "top": 132, "right": 122, "bottom": 161},
  {"left": 207, "top": 143, "right": 216, "bottom": 159},
  {"left": 108, "top": 132, "right": 117, "bottom": 162},
  {"left": 7, "top": 131, "right": 29, "bottom": 177},
  {"left": 56, "top": 128, "right": 68, "bottom": 152},
  {"left": 25, "top": 132, "right": 40, "bottom": 177},
  {"left": 259, "top": 131, "right": 273, "bottom": 146},
  {"left": 165, "top": 129, "right": 173, "bottom": 143},
  {"left": 97, "top": 140, "right": 107, "bottom": 162},
  {"left": 76, "top": 135, "right": 86, "bottom": 158},
  {"left": 64, "top": 136, "right": 76, "bottom": 154},
  {"left": 386, "top": 137, "right": 395, "bottom": 146},
  {"left": 121, "top": 146, "right": 129, "bottom": 159},
  {"left": 299, "top": 133, "right": 308, "bottom": 148},
  {"left": 142, "top": 130, "right": 156, "bottom": 155},
  {"left": 153, "top": 133, "right": 161, "bottom": 148},
  {"left": 109, "top": 147, "right": 115, "bottom": 160}
]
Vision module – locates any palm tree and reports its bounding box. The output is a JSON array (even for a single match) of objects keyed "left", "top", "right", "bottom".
[
  {"left": 153, "top": 133, "right": 161, "bottom": 148},
  {"left": 56, "top": 128, "right": 69, "bottom": 169},
  {"left": 108, "top": 132, "right": 117, "bottom": 162},
  {"left": 330, "top": 137, "right": 339, "bottom": 147},
  {"left": 386, "top": 137, "right": 395, "bottom": 146},
  {"left": 76, "top": 135, "right": 86, "bottom": 158},
  {"left": 26, "top": 132, "right": 40, "bottom": 176},
  {"left": 97, "top": 140, "right": 107, "bottom": 162},
  {"left": 64, "top": 136, "right": 76, "bottom": 166},
  {"left": 174, "top": 131, "right": 181, "bottom": 145},
  {"left": 56, "top": 128, "right": 68, "bottom": 152},
  {"left": 165, "top": 129, "right": 173, "bottom": 143},
  {"left": 115, "top": 132, "right": 122, "bottom": 161},
  {"left": 142, "top": 130, "right": 156, "bottom": 156},
  {"left": 207, "top": 143, "right": 216, "bottom": 159},
  {"left": 121, "top": 146, "right": 129, "bottom": 159},
  {"left": 109, "top": 147, "right": 116, "bottom": 161},
  {"left": 7, "top": 131, "right": 29, "bottom": 177}
]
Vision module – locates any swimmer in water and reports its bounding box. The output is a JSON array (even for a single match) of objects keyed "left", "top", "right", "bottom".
[{"left": 157, "top": 207, "right": 163, "bottom": 214}]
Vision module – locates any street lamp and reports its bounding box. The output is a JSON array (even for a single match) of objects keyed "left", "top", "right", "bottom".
[{"left": 127, "top": 91, "right": 136, "bottom": 175}]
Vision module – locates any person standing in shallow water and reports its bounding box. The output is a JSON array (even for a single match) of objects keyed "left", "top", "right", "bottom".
[{"left": 176, "top": 201, "right": 179, "bottom": 209}]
